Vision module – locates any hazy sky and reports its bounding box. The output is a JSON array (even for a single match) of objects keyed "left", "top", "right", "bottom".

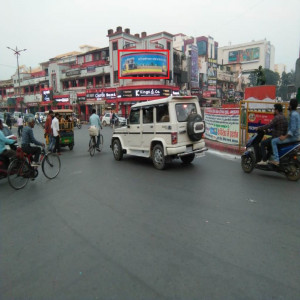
[{"left": 1, "top": 0, "right": 299, "bottom": 80}]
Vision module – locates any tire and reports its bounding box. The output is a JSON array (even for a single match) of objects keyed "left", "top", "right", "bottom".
[
  {"left": 89, "top": 137, "right": 95, "bottom": 157},
  {"left": 7, "top": 159, "right": 30, "bottom": 190},
  {"left": 102, "top": 120, "right": 107, "bottom": 127},
  {"left": 187, "top": 114, "right": 204, "bottom": 141},
  {"left": 241, "top": 153, "right": 255, "bottom": 173},
  {"left": 152, "top": 144, "right": 166, "bottom": 170},
  {"left": 77, "top": 123, "right": 82, "bottom": 129},
  {"left": 112, "top": 139, "right": 123, "bottom": 161},
  {"left": 286, "top": 162, "right": 300, "bottom": 181},
  {"left": 180, "top": 153, "right": 195, "bottom": 164},
  {"left": 42, "top": 153, "right": 61, "bottom": 179},
  {"left": 69, "top": 144, "right": 74, "bottom": 150}
]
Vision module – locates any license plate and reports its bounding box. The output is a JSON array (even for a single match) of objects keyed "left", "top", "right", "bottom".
[{"left": 195, "top": 152, "right": 205, "bottom": 158}]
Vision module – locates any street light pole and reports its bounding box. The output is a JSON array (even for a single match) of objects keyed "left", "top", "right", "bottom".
[{"left": 7, "top": 46, "right": 27, "bottom": 112}]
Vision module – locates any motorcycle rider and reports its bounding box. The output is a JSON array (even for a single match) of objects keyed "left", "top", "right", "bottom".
[
  {"left": 270, "top": 98, "right": 300, "bottom": 166},
  {"left": 256, "top": 103, "right": 288, "bottom": 165},
  {"left": 0, "top": 119, "right": 17, "bottom": 165}
]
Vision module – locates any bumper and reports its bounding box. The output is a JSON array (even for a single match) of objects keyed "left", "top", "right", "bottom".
[{"left": 166, "top": 140, "right": 207, "bottom": 157}]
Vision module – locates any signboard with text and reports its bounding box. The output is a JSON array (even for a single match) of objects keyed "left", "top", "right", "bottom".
[{"left": 204, "top": 108, "right": 240, "bottom": 144}]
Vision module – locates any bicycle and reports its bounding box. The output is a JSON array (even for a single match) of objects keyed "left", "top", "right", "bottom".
[
  {"left": 88, "top": 133, "right": 103, "bottom": 157},
  {"left": 7, "top": 147, "right": 61, "bottom": 190}
]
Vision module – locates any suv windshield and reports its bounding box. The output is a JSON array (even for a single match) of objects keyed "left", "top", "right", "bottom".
[{"left": 175, "top": 103, "right": 197, "bottom": 122}]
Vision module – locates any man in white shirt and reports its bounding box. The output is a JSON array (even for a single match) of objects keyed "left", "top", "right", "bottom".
[
  {"left": 17, "top": 114, "right": 24, "bottom": 138},
  {"left": 51, "top": 112, "right": 61, "bottom": 155}
]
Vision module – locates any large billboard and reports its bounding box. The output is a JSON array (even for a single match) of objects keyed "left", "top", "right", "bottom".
[
  {"left": 119, "top": 50, "right": 169, "bottom": 79},
  {"left": 228, "top": 47, "right": 260, "bottom": 63},
  {"left": 190, "top": 45, "right": 198, "bottom": 85}
]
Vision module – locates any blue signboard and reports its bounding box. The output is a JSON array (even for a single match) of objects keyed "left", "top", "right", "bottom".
[{"left": 121, "top": 53, "right": 167, "bottom": 77}]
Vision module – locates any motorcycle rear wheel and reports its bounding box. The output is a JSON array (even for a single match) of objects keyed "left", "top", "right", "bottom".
[
  {"left": 241, "top": 153, "right": 255, "bottom": 173},
  {"left": 286, "top": 163, "right": 300, "bottom": 181}
]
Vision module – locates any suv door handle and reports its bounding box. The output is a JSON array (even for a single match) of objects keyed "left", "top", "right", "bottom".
[
  {"left": 150, "top": 126, "right": 153, "bottom": 128},
  {"left": 137, "top": 126, "right": 140, "bottom": 128}
]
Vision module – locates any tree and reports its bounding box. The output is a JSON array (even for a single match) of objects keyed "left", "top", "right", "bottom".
[
  {"left": 248, "top": 72, "right": 257, "bottom": 87},
  {"left": 264, "top": 69, "right": 280, "bottom": 86},
  {"left": 278, "top": 71, "right": 295, "bottom": 100}
]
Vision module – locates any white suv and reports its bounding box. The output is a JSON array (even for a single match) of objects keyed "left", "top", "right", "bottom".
[{"left": 111, "top": 96, "right": 207, "bottom": 169}]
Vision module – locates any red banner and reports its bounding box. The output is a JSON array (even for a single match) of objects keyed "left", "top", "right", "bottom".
[{"left": 245, "top": 85, "right": 276, "bottom": 100}]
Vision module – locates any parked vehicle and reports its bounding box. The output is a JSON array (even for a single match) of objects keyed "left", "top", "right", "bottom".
[
  {"left": 13, "top": 111, "right": 22, "bottom": 122},
  {"left": 241, "top": 130, "right": 300, "bottom": 181},
  {"left": 102, "top": 113, "right": 126, "bottom": 127},
  {"left": 23, "top": 113, "right": 35, "bottom": 123},
  {"left": 111, "top": 95, "right": 207, "bottom": 170}
]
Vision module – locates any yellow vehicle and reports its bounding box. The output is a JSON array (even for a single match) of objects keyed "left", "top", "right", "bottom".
[{"left": 45, "top": 109, "right": 75, "bottom": 150}]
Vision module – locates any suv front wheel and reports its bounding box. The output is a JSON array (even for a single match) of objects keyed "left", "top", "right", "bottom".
[{"left": 152, "top": 144, "right": 166, "bottom": 170}]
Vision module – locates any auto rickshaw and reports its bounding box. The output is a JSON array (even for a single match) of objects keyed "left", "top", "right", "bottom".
[{"left": 45, "top": 109, "right": 75, "bottom": 150}]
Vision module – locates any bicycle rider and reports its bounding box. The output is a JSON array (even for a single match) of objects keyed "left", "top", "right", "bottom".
[
  {"left": 21, "top": 117, "right": 45, "bottom": 167},
  {"left": 89, "top": 109, "right": 102, "bottom": 152}
]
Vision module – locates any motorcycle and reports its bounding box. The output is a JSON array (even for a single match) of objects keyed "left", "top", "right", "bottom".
[
  {"left": 0, "top": 142, "right": 17, "bottom": 180},
  {"left": 241, "top": 130, "right": 300, "bottom": 181},
  {"left": 73, "top": 117, "right": 81, "bottom": 129}
]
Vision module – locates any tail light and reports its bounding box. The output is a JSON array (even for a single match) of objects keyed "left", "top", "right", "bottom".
[{"left": 171, "top": 132, "right": 177, "bottom": 144}]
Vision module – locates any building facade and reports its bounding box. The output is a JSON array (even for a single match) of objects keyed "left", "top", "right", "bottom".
[{"left": 218, "top": 39, "right": 275, "bottom": 74}]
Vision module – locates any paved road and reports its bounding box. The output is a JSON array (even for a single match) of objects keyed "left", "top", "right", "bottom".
[{"left": 1, "top": 125, "right": 299, "bottom": 300}]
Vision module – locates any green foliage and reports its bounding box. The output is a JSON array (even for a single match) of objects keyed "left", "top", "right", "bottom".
[
  {"left": 278, "top": 71, "right": 295, "bottom": 100},
  {"left": 264, "top": 69, "right": 280, "bottom": 86}
]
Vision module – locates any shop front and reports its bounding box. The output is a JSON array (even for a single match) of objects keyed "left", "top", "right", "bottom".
[{"left": 112, "top": 85, "right": 180, "bottom": 118}]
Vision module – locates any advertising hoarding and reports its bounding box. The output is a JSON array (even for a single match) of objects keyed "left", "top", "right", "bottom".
[
  {"left": 204, "top": 108, "right": 240, "bottom": 144},
  {"left": 247, "top": 112, "right": 274, "bottom": 133},
  {"left": 42, "top": 90, "right": 53, "bottom": 102},
  {"left": 119, "top": 50, "right": 169, "bottom": 79},
  {"left": 190, "top": 45, "right": 199, "bottom": 85},
  {"left": 228, "top": 47, "right": 260, "bottom": 63},
  {"left": 118, "top": 88, "right": 171, "bottom": 98}
]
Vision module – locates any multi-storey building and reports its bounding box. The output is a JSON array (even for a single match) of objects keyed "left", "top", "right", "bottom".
[
  {"left": 274, "top": 64, "right": 287, "bottom": 77},
  {"left": 1, "top": 27, "right": 183, "bottom": 120},
  {"left": 218, "top": 39, "right": 275, "bottom": 74}
]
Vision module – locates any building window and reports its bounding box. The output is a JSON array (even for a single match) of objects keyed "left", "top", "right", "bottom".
[
  {"left": 114, "top": 70, "right": 119, "bottom": 83},
  {"left": 113, "top": 42, "right": 118, "bottom": 51},
  {"left": 167, "top": 41, "right": 171, "bottom": 50},
  {"left": 77, "top": 56, "right": 84, "bottom": 64},
  {"left": 85, "top": 54, "right": 92, "bottom": 62},
  {"left": 94, "top": 52, "right": 101, "bottom": 61}
]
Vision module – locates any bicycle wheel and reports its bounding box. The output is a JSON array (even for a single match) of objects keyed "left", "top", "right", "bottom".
[
  {"left": 98, "top": 134, "right": 104, "bottom": 152},
  {"left": 42, "top": 153, "right": 61, "bottom": 179},
  {"left": 89, "top": 137, "right": 95, "bottom": 157},
  {"left": 7, "top": 159, "right": 30, "bottom": 190}
]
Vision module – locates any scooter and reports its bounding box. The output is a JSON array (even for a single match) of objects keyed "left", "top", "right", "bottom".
[{"left": 241, "top": 130, "right": 300, "bottom": 181}]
